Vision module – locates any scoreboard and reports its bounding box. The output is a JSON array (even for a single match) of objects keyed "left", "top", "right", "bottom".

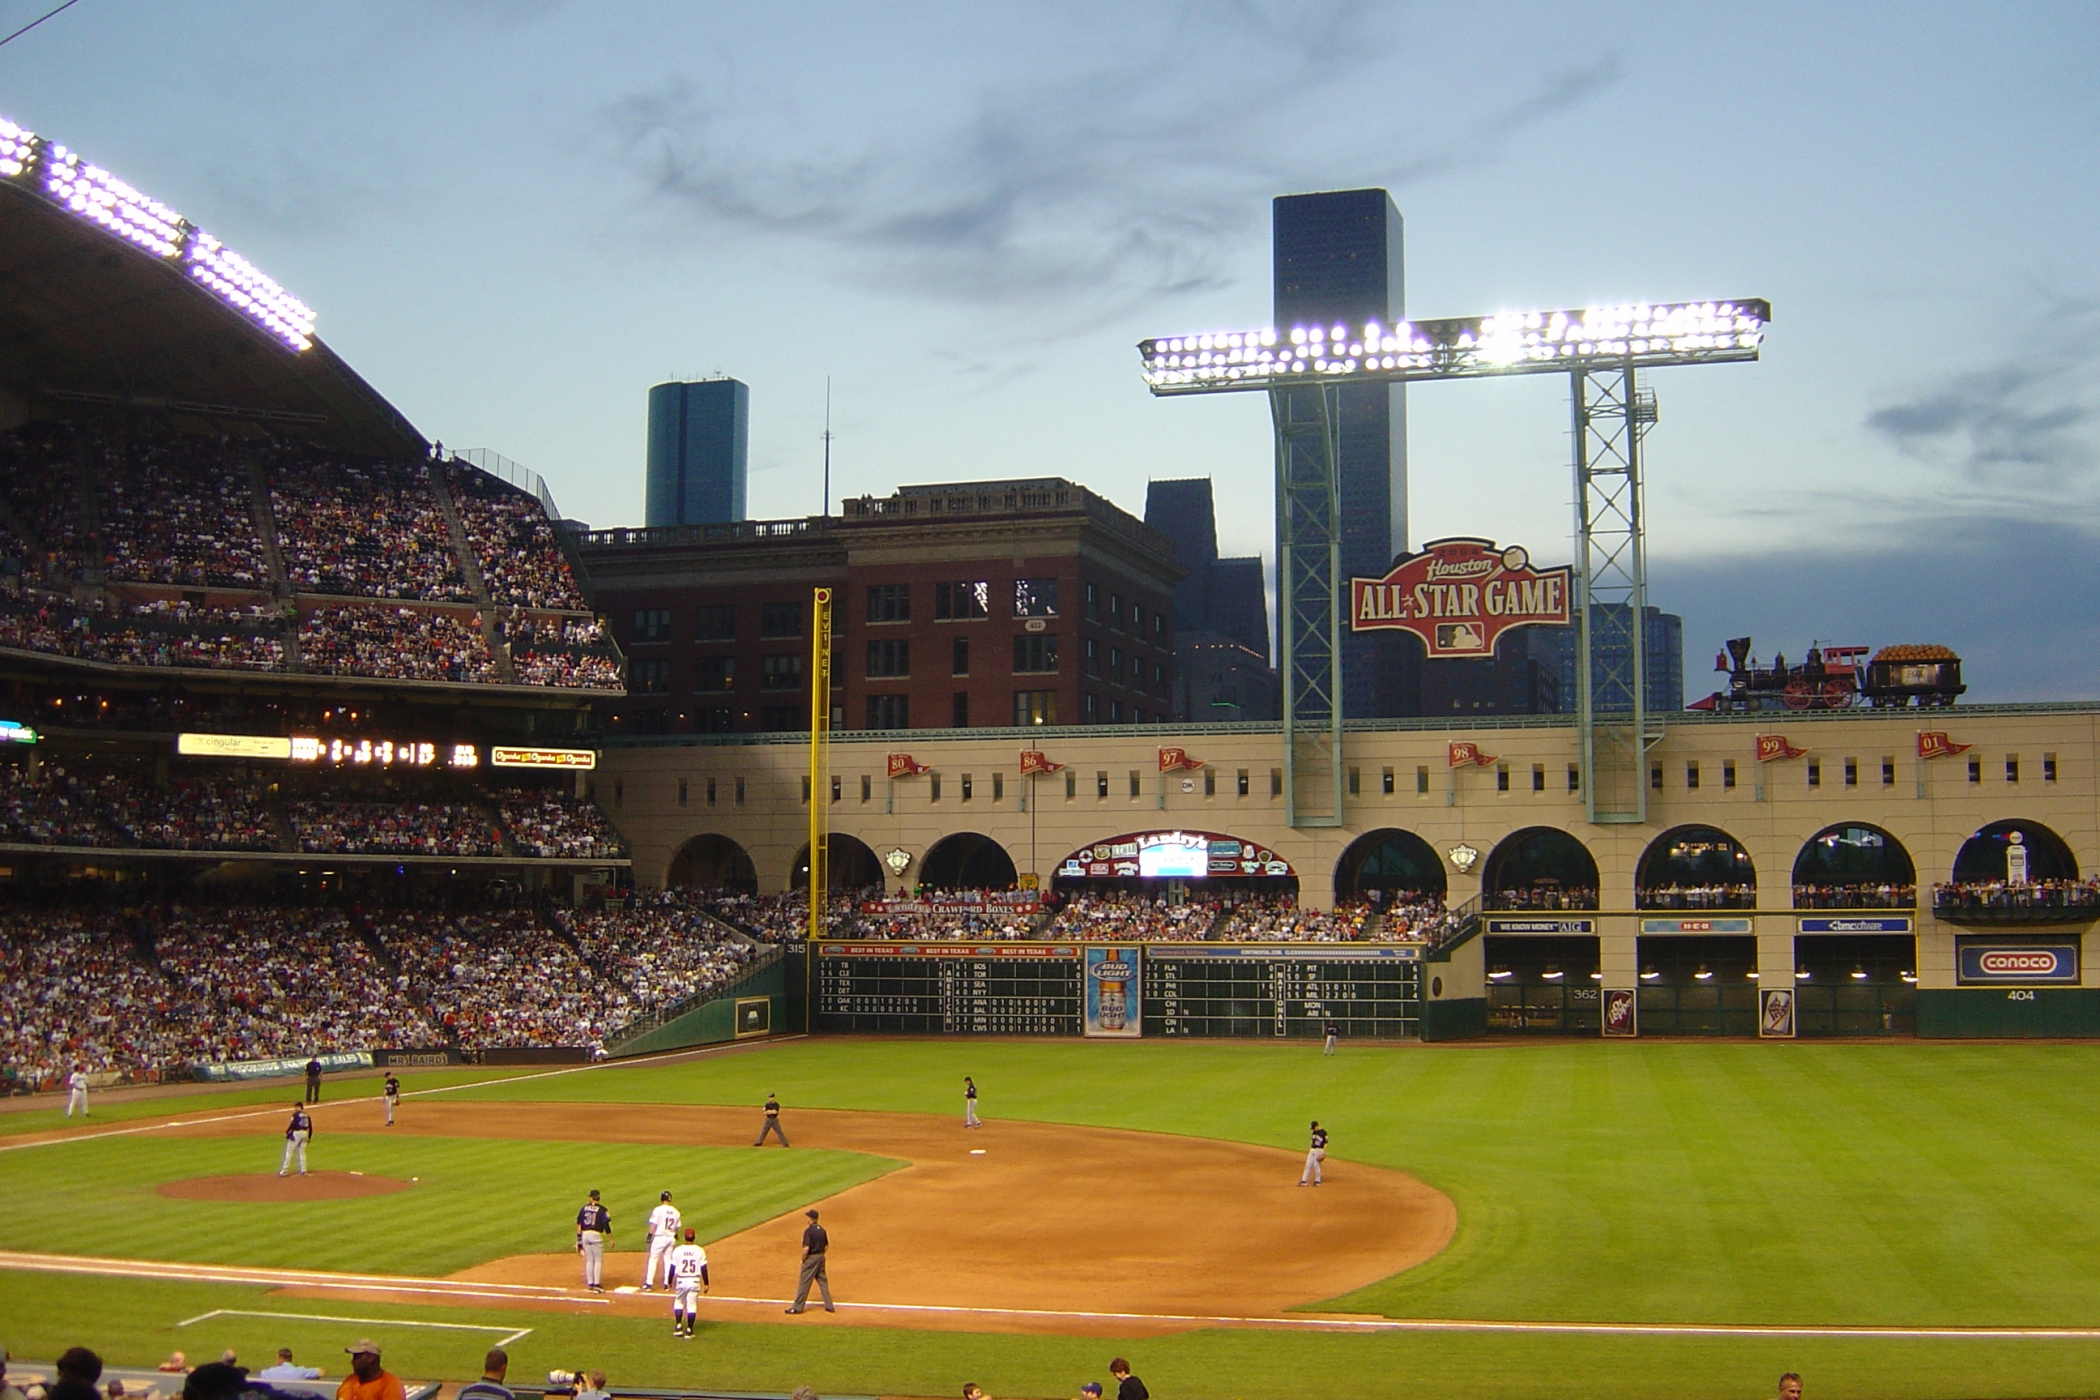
[
  {"left": 814, "top": 943, "right": 1083, "bottom": 1034},
  {"left": 1146, "top": 946, "right": 1421, "bottom": 1039},
  {"left": 812, "top": 942, "right": 1422, "bottom": 1038}
]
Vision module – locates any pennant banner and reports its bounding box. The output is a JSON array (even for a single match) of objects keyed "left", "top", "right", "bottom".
[
  {"left": 1755, "top": 734, "right": 1809, "bottom": 763},
  {"left": 1158, "top": 746, "right": 1205, "bottom": 772},
  {"left": 1449, "top": 740, "right": 1497, "bottom": 768},
  {"left": 886, "top": 753, "right": 932, "bottom": 778},
  {"left": 1917, "top": 731, "right": 1973, "bottom": 760},
  {"left": 1020, "top": 749, "right": 1065, "bottom": 775}
]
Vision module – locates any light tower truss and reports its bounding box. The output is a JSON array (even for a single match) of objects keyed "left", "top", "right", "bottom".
[{"left": 1138, "top": 299, "right": 1768, "bottom": 827}]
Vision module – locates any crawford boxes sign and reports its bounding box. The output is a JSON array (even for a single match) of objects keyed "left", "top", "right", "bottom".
[
  {"left": 1956, "top": 941, "right": 2081, "bottom": 985},
  {"left": 1349, "top": 537, "right": 1571, "bottom": 656}
]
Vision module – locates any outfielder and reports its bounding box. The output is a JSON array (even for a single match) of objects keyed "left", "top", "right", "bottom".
[
  {"left": 278, "top": 1103, "right": 313, "bottom": 1176},
  {"left": 64, "top": 1065, "right": 88, "bottom": 1117},
  {"left": 1299, "top": 1120, "right": 1327, "bottom": 1186},
  {"left": 382, "top": 1072, "right": 400, "bottom": 1126},
  {"left": 643, "top": 1190, "right": 682, "bottom": 1291},
  {"left": 964, "top": 1076, "right": 980, "bottom": 1128},
  {"left": 667, "top": 1227, "right": 710, "bottom": 1337},
  {"left": 575, "top": 1189, "right": 612, "bottom": 1292}
]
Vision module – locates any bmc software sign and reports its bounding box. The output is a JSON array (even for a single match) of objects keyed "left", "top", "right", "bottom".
[
  {"left": 1956, "top": 941, "right": 2081, "bottom": 985},
  {"left": 1349, "top": 538, "right": 1571, "bottom": 657}
]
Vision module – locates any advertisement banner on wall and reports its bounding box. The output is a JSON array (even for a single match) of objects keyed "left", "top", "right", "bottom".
[
  {"left": 1956, "top": 940, "right": 2081, "bottom": 985},
  {"left": 1798, "top": 917, "right": 1913, "bottom": 933},
  {"left": 1601, "top": 988, "right": 1637, "bottom": 1037},
  {"left": 1084, "top": 946, "right": 1142, "bottom": 1038},
  {"left": 1760, "top": 987, "right": 1797, "bottom": 1038}
]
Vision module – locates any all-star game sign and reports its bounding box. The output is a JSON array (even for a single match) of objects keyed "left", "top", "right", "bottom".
[{"left": 1349, "top": 537, "right": 1572, "bottom": 657}]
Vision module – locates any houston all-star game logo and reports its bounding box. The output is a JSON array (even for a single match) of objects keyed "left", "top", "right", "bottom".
[{"left": 1349, "top": 537, "right": 1572, "bottom": 657}]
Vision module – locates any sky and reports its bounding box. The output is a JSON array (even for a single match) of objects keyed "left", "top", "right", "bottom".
[{"left": 7, "top": 1, "right": 2099, "bottom": 699}]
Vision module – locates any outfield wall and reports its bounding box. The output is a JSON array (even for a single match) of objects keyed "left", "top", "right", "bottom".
[{"left": 610, "top": 950, "right": 807, "bottom": 1057}]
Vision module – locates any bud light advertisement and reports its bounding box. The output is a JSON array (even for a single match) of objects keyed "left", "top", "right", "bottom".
[{"left": 1084, "top": 946, "right": 1142, "bottom": 1038}]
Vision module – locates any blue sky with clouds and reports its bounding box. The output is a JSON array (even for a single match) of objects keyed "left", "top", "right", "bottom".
[{"left": 8, "top": 1, "right": 2097, "bottom": 698}]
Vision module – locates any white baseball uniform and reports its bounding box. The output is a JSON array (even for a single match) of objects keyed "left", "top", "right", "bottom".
[
  {"left": 65, "top": 1069, "right": 88, "bottom": 1117},
  {"left": 645, "top": 1202, "right": 683, "bottom": 1287},
  {"left": 669, "top": 1242, "right": 707, "bottom": 1302}
]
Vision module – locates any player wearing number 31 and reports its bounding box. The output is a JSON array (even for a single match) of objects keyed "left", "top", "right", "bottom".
[{"left": 279, "top": 1103, "right": 313, "bottom": 1176}]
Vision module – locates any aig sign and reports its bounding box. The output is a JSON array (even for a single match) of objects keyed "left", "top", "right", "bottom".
[
  {"left": 1956, "top": 941, "right": 2081, "bottom": 985},
  {"left": 1350, "top": 537, "right": 1571, "bottom": 657}
]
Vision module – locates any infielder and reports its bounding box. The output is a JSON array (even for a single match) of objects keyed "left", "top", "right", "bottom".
[
  {"left": 278, "top": 1103, "right": 313, "bottom": 1176},
  {"left": 643, "top": 1190, "right": 682, "bottom": 1291},
  {"left": 575, "top": 1189, "right": 612, "bottom": 1292},
  {"left": 963, "top": 1076, "right": 980, "bottom": 1129},
  {"left": 667, "top": 1226, "right": 710, "bottom": 1337},
  {"left": 64, "top": 1065, "right": 88, "bottom": 1117},
  {"left": 1299, "top": 1120, "right": 1327, "bottom": 1186},
  {"left": 382, "top": 1073, "right": 400, "bottom": 1126}
]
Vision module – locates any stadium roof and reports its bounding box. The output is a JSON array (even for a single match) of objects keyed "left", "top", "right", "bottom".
[{"left": 0, "top": 115, "right": 425, "bottom": 457}]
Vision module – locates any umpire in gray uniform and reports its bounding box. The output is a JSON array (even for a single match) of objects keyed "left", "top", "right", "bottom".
[{"left": 784, "top": 1208, "right": 835, "bottom": 1313}]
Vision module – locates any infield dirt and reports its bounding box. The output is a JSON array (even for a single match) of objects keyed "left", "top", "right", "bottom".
[{"left": 151, "top": 1096, "right": 1454, "bottom": 1335}]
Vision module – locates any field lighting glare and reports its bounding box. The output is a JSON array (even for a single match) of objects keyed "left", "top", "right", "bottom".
[
  {"left": 1639, "top": 966, "right": 1660, "bottom": 982},
  {"left": 1694, "top": 965, "right": 1714, "bottom": 981},
  {"left": 1139, "top": 299, "right": 1769, "bottom": 394}
]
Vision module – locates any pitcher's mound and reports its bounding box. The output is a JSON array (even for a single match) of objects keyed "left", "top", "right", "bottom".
[{"left": 158, "top": 1171, "right": 413, "bottom": 1203}]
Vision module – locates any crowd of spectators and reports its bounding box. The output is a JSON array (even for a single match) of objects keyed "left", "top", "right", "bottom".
[
  {"left": 379, "top": 909, "right": 631, "bottom": 1050},
  {"left": 102, "top": 775, "right": 277, "bottom": 852},
  {"left": 0, "top": 423, "right": 90, "bottom": 582},
  {"left": 832, "top": 900, "right": 1039, "bottom": 941},
  {"left": 290, "top": 801, "right": 504, "bottom": 857},
  {"left": 1, "top": 763, "right": 128, "bottom": 846},
  {"left": 447, "top": 462, "right": 588, "bottom": 610},
  {"left": 1793, "top": 882, "right": 1918, "bottom": 908},
  {"left": 506, "top": 613, "right": 624, "bottom": 689},
  {"left": 498, "top": 793, "right": 628, "bottom": 859},
  {"left": 298, "top": 605, "right": 496, "bottom": 684},
  {"left": 1486, "top": 885, "right": 1599, "bottom": 911},
  {"left": 271, "top": 455, "right": 470, "bottom": 601},
  {"left": 1048, "top": 892, "right": 1216, "bottom": 941},
  {"left": 1932, "top": 879, "right": 2100, "bottom": 910},
  {"left": 1636, "top": 883, "right": 1757, "bottom": 910},
  {"left": 0, "top": 594, "right": 286, "bottom": 672},
  {"left": 99, "top": 433, "right": 268, "bottom": 588},
  {"left": 0, "top": 909, "right": 170, "bottom": 1088},
  {"left": 699, "top": 889, "right": 835, "bottom": 942},
  {"left": 565, "top": 892, "right": 755, "bottom": 1018}
]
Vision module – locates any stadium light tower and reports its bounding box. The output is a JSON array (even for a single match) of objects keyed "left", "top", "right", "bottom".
[{"left": 1137, "top": 298, "right": 1770, "bottom": 826}]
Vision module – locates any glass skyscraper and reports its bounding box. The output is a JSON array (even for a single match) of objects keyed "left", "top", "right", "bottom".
[
  {"left": 1273, "top": 189, "right": 1406, "bottom": 718},
  {"left": 645, "top": 378, "right": 749, "bottom": 528}
]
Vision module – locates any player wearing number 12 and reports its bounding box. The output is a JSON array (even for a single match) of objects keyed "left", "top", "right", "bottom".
[{"left": 643, "top": 1191, "right": 682, "bottom": 1291}]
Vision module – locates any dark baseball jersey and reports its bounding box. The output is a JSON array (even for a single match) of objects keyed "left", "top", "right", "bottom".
[
  {"left": 1310, "top": 1126, "right": 1328, "bottom": 1151},
  {"left": 577, "top": 1202, "right": 611, "bottom": 1233},
  {"left": 286, "top": 1108, "right": 312, "bottom": 1138},
  {"left": 383, "top": 1075, "right": 400, "bottom": 1097}
]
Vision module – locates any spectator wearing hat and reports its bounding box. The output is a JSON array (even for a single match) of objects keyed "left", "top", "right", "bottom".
[
  {"left": 333, "top": 1343, "right": 402, "bottom": 1400},
  {"left": 50, "top": 1350, "right": 104, "bottom": 1400},
  {"left": 258, "top": 1351, "right": 320, "bottom": 1383},
  {"left": 1076, "top": 1384, "right": 1103, "bottom": 1400}
]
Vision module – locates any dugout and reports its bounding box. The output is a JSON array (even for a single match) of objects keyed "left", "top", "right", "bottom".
[
  {"left": 1485, "top": 934, "right": 1602, "bottom": 1033},
  {"left": 1635, "top": 934, "right": 1758, "bottom": 1035},
  {"left": 1793, "top": 934, "right": 1917, "bottom": 1035}
]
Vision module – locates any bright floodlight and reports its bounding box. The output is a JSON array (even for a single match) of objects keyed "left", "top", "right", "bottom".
[
  {"left": 2, "top": 113, "right": 316, "bottom": 352},
  {"left": 1139, "top": 299, "right": 1769, "bottom": 394}
]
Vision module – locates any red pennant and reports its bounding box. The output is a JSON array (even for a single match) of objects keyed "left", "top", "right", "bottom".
[
  {"left": 1019, "top": 750, "right": 1065, "bottom": 775},
  {"left": 1755, "top": 734, "right": 1809, "bottom": 763},
  {"left": 886, "top": 753, "right": 931, "bottom": 778},
  {"left": 1916, "top": 731, "right": 1972, "bottom": 760},
  {"left": 1448, "top": 740, "right": 1497, "bottom": 768},
  {"left": 1157, "top": 746, "right": 1204, "bottom": 772}
]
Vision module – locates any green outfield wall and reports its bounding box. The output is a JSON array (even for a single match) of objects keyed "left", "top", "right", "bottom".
[
  {"left": 1918, "top": 987, "right": 2100, "bottom": 1037},
  {"left": 610, "top": 949, "right": 807, "bottom": 1057}
]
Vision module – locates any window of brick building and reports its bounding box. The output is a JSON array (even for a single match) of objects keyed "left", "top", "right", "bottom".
[
  {"left": 867, "top": 584, "right": 911, "bottom": 623},
  {"left": 866, "top": 694, "right": 909, "bottom": 728},
  {"left": 1013, "top": 690, "right": 1057, "bottom": 725},
  {"left": 934, "top": 581, "right": 990, "bottom": 619},
  {"left": 867, "top": 639, "right": 910, "bottom": 677},
  {"left": 760, "top": 654, "right": 803, "bottom": 689},
  {"left": 760, "top": 600, "right": 802, "bottom": 637},
  {"left": 1014, "top": 634, "right": 1060, "bottom": 673},
  {"left": 1014, "top": 578, "right": 1059, "bottom": 617},
  {"left": 632, "top": 608, "right": 671, "bottom": 642},
  {"left": 694, "top": 604, "right": 734, "bottom": 641}
]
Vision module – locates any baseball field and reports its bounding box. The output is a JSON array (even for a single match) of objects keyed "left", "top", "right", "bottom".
[{"left": 5, "top": 1036, "right": 2100, "bottom": 1400}]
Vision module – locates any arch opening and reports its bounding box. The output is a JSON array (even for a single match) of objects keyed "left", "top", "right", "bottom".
[
  {"left": 1636, "top": 825, "right": 1755, "bottom": 909},
  {"left": 667, "top": 833, "right": 757, "bottom": 892},
  {"left": 1792, "top": 824, "right": 1917, "bottom": 908},
  {"left": 1950, "top": 819, "right": 2078, "bottom": 886},
  {"left": 791, "top": 833, "right": 883, "bottom": 891},
  {"left": 1483, "top": 827, "right": 1599, "bottom": 911},
  {"left": 1335, "top": 828, "right": 1448, "bottom": 903},
  {"left": 920, "top": 832, "right": 1019, "bottom": 891}
]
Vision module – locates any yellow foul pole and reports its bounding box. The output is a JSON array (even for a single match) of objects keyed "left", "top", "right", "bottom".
[{"left": 808, "top": 586, "right": 832, "bottom": 940}]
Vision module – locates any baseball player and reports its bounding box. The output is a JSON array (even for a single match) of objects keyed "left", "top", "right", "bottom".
[
  {"left": 963, "top": 1076, "right": 980, "bottom": 1129},
  {"left": 575, "top": 1189, "right": 612, "bottom": 1292},
  {"left": 1322, "top": 1020, "right": 1339, "bottom": 1056},
  {"left": 1299, "top": 1120, "right": 1327, "bottom": 1186},
  {"left": 64, "top": 1065, "right": 89, "bottom": 1117},
  {"left": 667, "top": 1226, "right": 710, "bottom": 1337},
  {"left": 754, "top": 1092, "right": 788, "bottom": 1147},
  {"left": 643, "top": 1190, "right": 682, "bottom": 1291},
  {"left": 382, "top": 1073, "right": 400, "bottom": 1126},
  {"left": 278, "top": 1103, "right": 313, "bottom": 1176}
]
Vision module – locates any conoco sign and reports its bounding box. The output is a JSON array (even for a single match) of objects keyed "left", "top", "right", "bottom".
[{"left": 1349, "top": 537, "right": 1572, "bottom": 657}]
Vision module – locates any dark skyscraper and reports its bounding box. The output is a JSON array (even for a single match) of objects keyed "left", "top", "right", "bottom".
[
  {"left": 1146, "top": 477, "right": 1278, "bottom": 720},
  {"left": 1273, "top": 189, "right": 1406, "bottom": 718},
  {"left": 646, "top": 378, "right": 749, "bottom": 527},
  {"left": 1142, "top": 476, "right": 1218, "bottom": 633}
]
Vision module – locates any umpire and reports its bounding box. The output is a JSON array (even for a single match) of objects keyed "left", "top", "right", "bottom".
[{"left": 784, "top": 1208, "right": 835, "bottom": 1313}]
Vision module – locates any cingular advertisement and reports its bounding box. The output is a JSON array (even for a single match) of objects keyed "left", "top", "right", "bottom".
[{"left": 1084, "top": 946, "right": 1142, "bottom": 1038}]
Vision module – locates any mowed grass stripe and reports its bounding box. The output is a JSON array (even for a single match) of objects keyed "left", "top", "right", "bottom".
[
  {"left": 0, "top": 1133, "right": 897, "bottom": 1276},
  {"left": 451, "top": 1037, "right": 2100, "bottom": 1327}
]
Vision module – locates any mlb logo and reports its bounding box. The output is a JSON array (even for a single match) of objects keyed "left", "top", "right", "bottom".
[{"left": 1436, "top": 622, "right": 1486, "bottom": 651}]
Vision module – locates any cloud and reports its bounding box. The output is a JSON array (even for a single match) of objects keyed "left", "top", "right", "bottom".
[
  {"left": 1866, "top": 294, "right": 2100, "bottom": 488},
  {"left": 1653, "top": 513, "right": 2100, "bottom": 703}
]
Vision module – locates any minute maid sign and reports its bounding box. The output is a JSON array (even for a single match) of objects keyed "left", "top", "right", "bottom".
[{"left": 1350, "top": 537, "right": 1571, "bottom": 657}]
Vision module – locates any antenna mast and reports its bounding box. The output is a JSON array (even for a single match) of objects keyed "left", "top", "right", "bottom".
[{"left": 821, "top": 377, "right": 833, "bottom": 518}]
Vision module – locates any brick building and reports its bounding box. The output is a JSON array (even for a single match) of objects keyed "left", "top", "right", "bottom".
[{"left": 578, "top": 478, "right": 1184, "bottom": 737}]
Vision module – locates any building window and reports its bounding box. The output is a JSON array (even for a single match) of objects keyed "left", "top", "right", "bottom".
[
  {"left": 1968, "top": 757, "right": 1981, "bottom": 783},
  {"left": 1013, "top": 690, "right": 1057, "bottom": 726},
  {"left": 801, "top": 776, "right": 811, "bottom": 804},
  {"left": 694, "top": 603, "right": 735, "bottom": 641},
  {"left": 1271, "top": 767, "right": 1284, "bottom": 797},
  {"left": 867, "top": 584, "right": 911, "bottom": 623},
  {"left": 1649, "top": 765, "right": 1662, "bottom": 791},
  {"left": 993, "top": 772, "right": 1004, "bottom": 800},
  {"left": 677, "top": 778, "right": 688, "bottom": 807},
  {"left": 630, "top": 658, "right": 670, "bottom": 694},
  {"left": 1084, "top": 637, "right": 1100, "bottom": 678},
  {"left": 1723, "top": 760, "right": 1736, "bottom": 790},
  {"left": 961, "top": 774, "right": 973, "bottom": 801},
  {"left": 1238, "top": 768, "right": 1250, "bottom": 796},
  {"left": 706, "top": 777, "right": 717, "bottom": 806},
  {"left": 1128, "top": 770, "right": 1141, "bottom": 798},
  {"left": 952, "top": 692, "right": 969, "bottom": 728},
  {"left": 1420, "top": 765, "right": 1433, "bottom": 794},
  {"left": 1132, "top": 602, "right": 1145, "bottom": 637},
  {"left": 1681, "top": 761, "right": 1697, "bottom": 789},
  {"left": 952, "top": 637, "right": 970, "bottom": 676},
  {"left": 1096, "top": 770, "right": 1109, "bottom": 798},
  {"left": 1109, "top": 647, "right": 1124, "bottom": 685},
  {"left": 1065, "top": 770, "right": 1077, "bottom": 799},
  {"left": 867, "top": 639, "right": 910, "bottom": 678},
  {"left": 1109, "top": 698, "right": 1122, "bottom": 722},
  {"left": 867, "top": 694, "right": 910, "bottom": 729},
  {"left": 760, "top": 600, "right": 802, "bottom": 638},
  {"left": 1084, "top": 692, "right": 1100, "bottom": 723},
  {"left": 1156, "top": 614, "right": 1168, "bottom": 645},
  {"left": 1084, "top": 582, "right": 1099, "bottom": 622},
  {"left": 1014, "top": 577, "right": 1059, "bottom": 617},
  {"left": 1844, "top": 758, "right": 1858, "bottom": 787},
  {"left": 935, "top": 581, "right": 990, "bottom": 620},
  {"left": 631, "top": 608, "right": 672, "bottom": 642},
  {"left": 1501, "top": 765, "right": 1514, "bottom": 793},
  {"left": 694, "top": 657, "right": 734, "bottom": 693},
  {"left": 1109, "top": 592, "right": 1125, "bottom": 630},
  {"left": 1348, "top": 767, "right": 1361, "bottom": 796},
  {"left": 1204, "top": 768, "right": 1216, "bottom": 796},
  {"left": 1807, "top": 760, "right": 1821, "bottom": 787},
  {"left": 1533, "top": 763, "right": 1546, "bottom": 792},
  {"left": 930, "top": 774, "right": 942, "bottom": 801},
  {"left": 761, "top": 654, "right": 803, "bottom": 689},
  {"left": 860, "top": 774, "right": 871, "bottom": 802},
  {"left": 1567, "top": 763, "right": 1581, "bottom": 792},
  {"left": 1014, "top": 634, "right": 1060, "bottom": 673},
  {"left": 1383, "top": 766, "right": 1396, "bottom": 795},
  {"left": 1155, "top": 662, "right": 1168, "bottom": 698},
  {"left": 2006, "top": 755, "right": 2020, "bottom": 783},
  {"left": 734, "top": 777, "right": 745, "bottom": 805},
  {"left": 759, "top": 705, "right": 800, "bottom": 731},
  {"left": 696, "top": 707, "right": 733, "bottom": 733},
  {"left": 2044, "top": 753, "right": 2058, "bottom": 782},
  {"left": 1883, "top": 757, "right": 1897, "bottom": 785},
  {"left": 630, "top": 709, "right": 667, "bottom": 735}
]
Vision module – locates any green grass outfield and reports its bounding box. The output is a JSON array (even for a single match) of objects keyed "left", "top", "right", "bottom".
[
  {"left": 0, "top": 1065, "right": 556, "bottom": 1138},
  {"left": 6, "top": 1037, "right": 2100, "bottom": 1398}
]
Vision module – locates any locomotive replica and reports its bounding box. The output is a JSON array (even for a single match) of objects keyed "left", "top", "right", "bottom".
[{"left": 1697, "top": 637, "right": 1966, "bottom": 712}]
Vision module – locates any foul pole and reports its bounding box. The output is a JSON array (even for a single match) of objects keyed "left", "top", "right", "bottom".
[{"left": 807, "top": 586, "right": 832, "bottom": 938}]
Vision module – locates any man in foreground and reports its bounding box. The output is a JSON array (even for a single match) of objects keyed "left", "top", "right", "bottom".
[
  {"left": 334, "top": 1341, "right": 403, "bottom": 1400},
  {"left": 457, "top": 1349, "right": 513, "bottom": 1400}
]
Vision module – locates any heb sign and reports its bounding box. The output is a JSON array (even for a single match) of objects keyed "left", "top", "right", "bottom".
[
  {"left": 1957, "top": 941, "right": 2081, "bottom": 985},
  {"left": 1349, "top": 537, "right": 1571, "bottom": 657}
]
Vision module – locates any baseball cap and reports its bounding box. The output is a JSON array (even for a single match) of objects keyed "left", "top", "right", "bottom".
[
  {"left": 661, "top": 1190, "right": 673, "bottom": 1200},
  {"left": 684, "top": 1227, "right": 696, "bottom": 1240},
  {"left": 805, "top": 1208, "right": 819, "bottom": 1219},
  {"left": 1081, "top": 1385, "right": 1102, "bottom": 1395},
  {"left": 344, "top": 1341, "right": 381, "bottom": 1357}
]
